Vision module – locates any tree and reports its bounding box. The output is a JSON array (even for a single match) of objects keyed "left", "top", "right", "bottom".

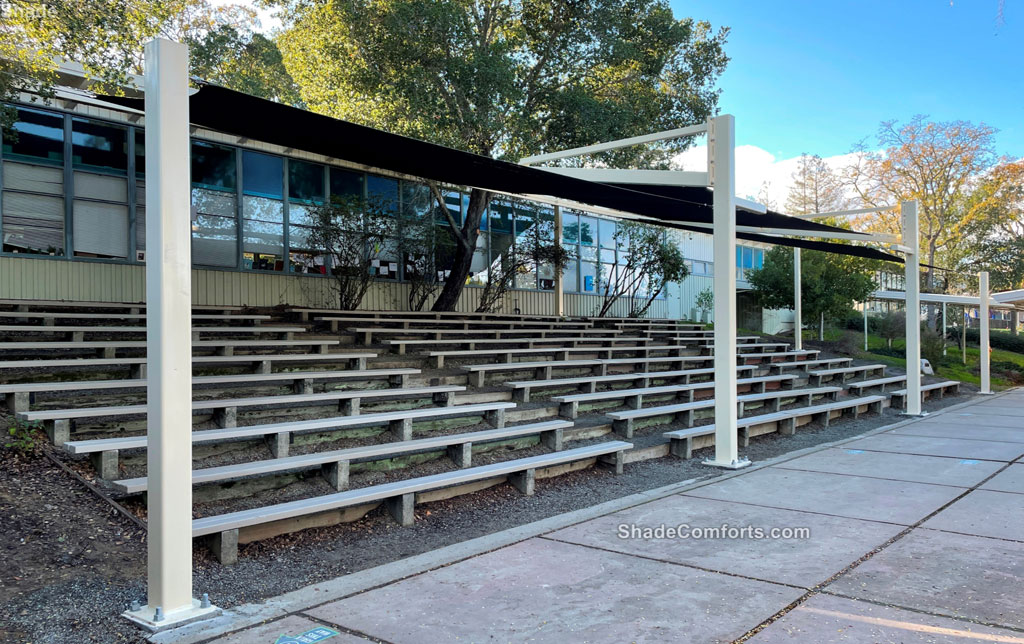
[
  {"left": 875, "top": 310, "right": 905, "bottom": 350},
  {"left": 0, "top": 0, "right": 298, "bottom": 121},
  {"left": 305, "top": 196, "right": 395, "bottom": 310},
  {"left": 276, "top": 0, "right": 729, "bottom": 310},
  {"left": 847, "top": 117, "right": 998, "bottom": 315},
  {"left": 695, "top": 286, "right": 713, "bottom": 323},
  {"left": 596, "top": 222, "right": 688, "bottom": 317},
  {"left": 784, "top": 153, "right": 848, "bottom": 216},
  {"left": 475, "top": 208, "right": 570, "bottom": 313},
  {"left": 747, "top": 246, "right": 877, "bottom": 341},
  {"left": 396, "top": 198, "right": 457, "bottom": 310},
  {"left": 954, "top": 160, "right": 1024, "bottom": 292}
]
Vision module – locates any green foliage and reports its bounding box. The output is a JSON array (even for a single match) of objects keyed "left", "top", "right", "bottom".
[
  {"left": 695, "top": 286, "right": 714, "bottom": 320},
  {"left": 476, "top": 211, "right": 570, "bottom": 313},
  {"left": 964, "top": 328, "right": 1024, "bottom": 354},
  {"left": 920, "top": 326, "right": 946, "bottom": 371},
  {"left": 597, "top": 222, "right": 689, "bottom": 317},
  {"left": 6, "top": 419, "right": 40, "bottom": 455},
  {"left": 305, "top": 195, "right": 396, "bottom": 310},
  {"left": 276, "top": 0, "right": 728, "bottom": 309},
  {"left": 747, "top": 246, "right": 877, "bottom": 331},
  {"left": 874, "top": 311, "right": 905, "bottom": 349}
]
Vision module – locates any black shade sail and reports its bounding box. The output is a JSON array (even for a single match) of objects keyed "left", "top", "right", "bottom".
[{"left": 100, "top": 83, "right": 902, "bottom": 263}]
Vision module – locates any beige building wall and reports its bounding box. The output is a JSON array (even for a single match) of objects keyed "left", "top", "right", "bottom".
[{"left": 0, "top": 256, "right": 670, "bottom": 317}]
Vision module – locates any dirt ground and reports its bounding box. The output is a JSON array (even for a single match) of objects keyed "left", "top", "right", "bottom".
[{"left": 0, "top": 385, "right": 979, "bottom": 644}]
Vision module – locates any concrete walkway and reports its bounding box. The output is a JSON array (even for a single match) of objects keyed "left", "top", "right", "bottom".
[{"left": 165, "top": 390, "right": 1024, "bottom": 644}]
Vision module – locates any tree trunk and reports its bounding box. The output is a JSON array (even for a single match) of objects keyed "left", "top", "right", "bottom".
[
  {"left": 819, "top": 311, "right": 824, "bottom": 341},
  {"left": 431, "top": 188, "right": 490, "bottom": 312}
]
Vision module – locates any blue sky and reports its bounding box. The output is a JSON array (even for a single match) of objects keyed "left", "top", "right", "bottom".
[{"left": 673, "top": 0, "right": 1023, "bottom": 160}]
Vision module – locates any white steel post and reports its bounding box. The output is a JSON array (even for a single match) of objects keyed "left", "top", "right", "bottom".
[
  {"left": 125, "top": 38, "right": 216, "bottom": 631},
  {"left": 705, "top": 114, "right": 747, "bottom": 469},
  {"left": 903, "top": 200, "right": 923, "bottom": 416},
  {"left": 980, "top": 271, "right": 992, "bottom": 394},
  {"left": 793, "top": 248, "right": 802, "bottom": 351},
  {"left": 863, "top": 303, "right": 868, "bottom": 352},
  {"left": 942, "top": 302, "right": 947, "bottom": 356},
  {"left": 553, "top": 205, "right": 564, "bottom": 317}
]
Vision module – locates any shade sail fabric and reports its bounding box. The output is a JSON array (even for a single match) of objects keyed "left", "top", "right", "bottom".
[{"left": 100, "top": 83, "right": 901, "bottom": 262}]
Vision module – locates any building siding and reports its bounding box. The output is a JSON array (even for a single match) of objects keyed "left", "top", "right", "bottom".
[{"left": 0, "top": 256, "right": 671, "bottom": 317}]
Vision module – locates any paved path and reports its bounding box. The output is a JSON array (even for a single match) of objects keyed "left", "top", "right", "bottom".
[{"left": 172, "top": 390, "right": 1024, "bottom": 644}]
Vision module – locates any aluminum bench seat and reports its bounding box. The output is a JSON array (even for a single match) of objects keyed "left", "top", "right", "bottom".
[
  {"left": 609, "top": 386, "right": 843, "bottom": 437},
  {"left": 0, "top": 352, "right": 374, "bottom": 376},
  {"left": 845, "top": 375, "right": 908, "bottom": 394},
  {"left": 0, "top": 312, "right": 272, "bottom": 323},
  {"left": 889, "top": 381, "right": 961, "bottom": 407},
  {"left": 551, "top": 374, "right": 799, "bottom": 419},
  {"left": 768, "top": 358, "right": 852, "bottom": 374},
  {"left": 63, "top": 401, "right": 518, "bottom": 478},
  {"left": 809, "top": 364, "right": 887, "bottom": 385},
  {"left": 0, "top": 368, "right": 420, "bottom": 413},
  {"left": 191, "top": 439, "right": 632, "bottom": 564},
  {"left": 111, "top": 420, "right": 573, "bottom": 493},
  {"left": 19, "top": 385, "right": 466, "bottom": 448},
  {"left": 461, "top": 355, "right": 717, "bottom": 387},
  {"left": 382, "top": 335, "right": 650, "bottom": 355},
  {"left": 316, "top": 316, "right": 594, "bottom": 332},
  {"left": 664, "top": 395, "right": 888, "bottom": 457},
  {"left": 506, "top": 366, "right": 761, "bottom": 402},
  {"left": 0, "top": 298, "right": 242, "bottom": 311},
  {"left": 430, "top": 344, "right": 699, "bottom": 368},
  {"left": 0, "top": 339, "right": 340, "bottom": 360},
  {"left": 348, "top": 326, "right": 620, "bottom": 345}
]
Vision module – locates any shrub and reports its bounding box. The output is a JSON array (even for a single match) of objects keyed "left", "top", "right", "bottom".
[
  {"left": 964, "top": 328, "right": 1024, "bottom": 354},
  {"left": 920, "top": 326, "right": 946, "bottom": 371},
  {"left": 5, "top": 419, "right": 40, "bottom": 455}
]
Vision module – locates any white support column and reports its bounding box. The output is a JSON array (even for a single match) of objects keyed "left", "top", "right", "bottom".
[
  {"left": 124, "top": 38, "right": 217, "bottom": 631},
  {"left": 863, "top": 302, "right": 868, "bottom": 352},
  {"left": 980, "top": 271, "right": 992, "bottom": 394},
  {"left": 942, "top": 302, "right": 947, "bottom": 356},
  {"left": 553, "top": 205, "right": 564, "bottom": 317},
  {"left": 903, "top": 200, "right": 923, "bottom": 416},
  {"left": 793, "top": 248, "right": 802, "bottom": 351},
  {"left": 705, "top": 114, "right": 748, "bottom": 469}
]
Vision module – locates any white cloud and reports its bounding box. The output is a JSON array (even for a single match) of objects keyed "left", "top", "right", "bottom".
[{"left": 673, "top": 145, "right": 860, "bottom": 212}]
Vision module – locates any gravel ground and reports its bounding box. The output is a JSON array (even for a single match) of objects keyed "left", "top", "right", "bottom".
[{"left": 0, "top": 384, "right": 978, "bottom": 644}]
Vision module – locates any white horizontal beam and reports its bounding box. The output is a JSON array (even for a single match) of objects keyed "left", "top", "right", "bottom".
[
  {"left": 735, "top": 197, "right": 768, "bottom": 214},
  {"left": 519, "top": 123, "right": 708, "bottom": 166},
  {"left": 532, "top": 167, "right": 709, "bottom": 188},
  {"left": 872, "top": 290, "right": 1014, "bottom": 309},
  {"left": 792, "top": 205, "right": 896, "bottom": 220}
]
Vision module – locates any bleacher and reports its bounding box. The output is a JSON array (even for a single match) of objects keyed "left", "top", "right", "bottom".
[{"left": 0, "top": 298, "right": 964, "bottom": 565}]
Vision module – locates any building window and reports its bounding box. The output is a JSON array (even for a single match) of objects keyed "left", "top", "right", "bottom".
[
  {"left": 367, "top": 174, "right": 399, "bottom": 215},
  {"left": 1, "top": 162, "right": 65, "bottom": 255},
  {"left": 192, "top": 188, "right": 238, "bottom": 267},
  {"left": 191, "top": 141, "right": 237, "bottom": 191},
  {"left": 288, "top": 159, "right": 324, "bottom": 203},
  {"left": 2, "top": 107, "right": 64, "bottom": 164},
  {"left": 242, "top": 151, "right": 284, "bottom": 270},
  {"left": 71, "top": 118, "right": 128, "bottom": 174},
  {"left": 71, "top": 118, "right": 129, "bottom": 259}
]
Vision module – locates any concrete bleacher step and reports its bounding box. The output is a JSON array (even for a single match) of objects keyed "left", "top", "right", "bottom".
[
  {"left": 608, "top": 387, "right": 843, "bottom": 437},
  {"left": 0, "top": 351, "right": 375, "bottom": 376},
  {"left": 191, "top": 439, "right": 632, "bottom": 564},
  {"left": 506, "top": 366, "right": 760, "bottom": 402},
  {"left": 664, "top": 394, "right": 888, "bottom": 457},
  {"left": 0, "top": 368, "right": 420, "bottom": 413},
  {"left": 846, "top": 375, "right": 907, "bottom": 394},
  {"left": 551, "top": 375, "right": 798, "bottom": 419},
  {"left": 20, "top": 385, "right": 468, "bottom": 447},
  {"left": 809, "top": 364, "right": 886, "bottom": 385},
  {"left": 889, "top": 381, "right": 961, "bottom": 407},
  {"left": 64, "top": 401, "right": 518, "bottom": 462},
  {"left": 110, "top": 420, "right": 574, "bottom": 493}
]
